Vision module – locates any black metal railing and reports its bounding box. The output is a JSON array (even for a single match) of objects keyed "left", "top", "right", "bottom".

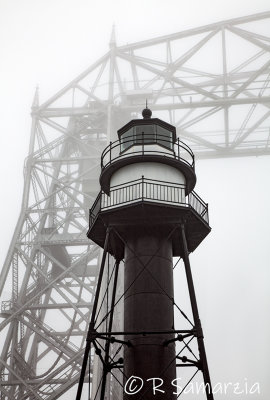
[
  {"left": 89, "top": 192, "right": 102, "bottom": 226},
  {"left": 101, "top": 134, "right": 195, "bottom": 171},
  {"left": 188, "top": 190, "right": 209, "bottom": 223},
  {"left": 89, "top": 177, "right": 209, "bottom": 227}
]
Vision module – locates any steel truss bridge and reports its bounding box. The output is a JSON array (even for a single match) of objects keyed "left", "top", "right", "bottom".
[{"left": 0, "top": 11, "right": 269, "bottom": 400}]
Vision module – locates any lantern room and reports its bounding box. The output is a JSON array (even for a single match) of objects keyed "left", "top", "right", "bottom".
[{"left": 118, "top": 107, "right": 176, "bottom": 153}]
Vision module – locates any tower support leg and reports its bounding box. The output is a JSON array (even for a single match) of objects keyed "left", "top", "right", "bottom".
[
  {"left": 76, "top": 228, "right": 111, "bottom": 400},
  {"left": 180, "top": 223, "right": 214, "bottom": 400},
  {"left": 99, "top": 259, "right": 120, "bottom": 400}
]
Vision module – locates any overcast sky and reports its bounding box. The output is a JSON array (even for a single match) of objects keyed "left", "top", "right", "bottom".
[{"left": 0, "top": 1, "right": 269, "bottom": 399}]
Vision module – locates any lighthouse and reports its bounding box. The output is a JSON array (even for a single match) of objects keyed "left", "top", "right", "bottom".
[{"left": 76, "top": 108, "right": 214, "bottom": 400}]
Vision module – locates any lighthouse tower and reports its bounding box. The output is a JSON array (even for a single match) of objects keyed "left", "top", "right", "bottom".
[{"left": 76, "top": 108, "right": 214, "bottom": 400}]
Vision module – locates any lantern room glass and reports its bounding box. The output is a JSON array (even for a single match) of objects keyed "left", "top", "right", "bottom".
[{"left": 120, "top": 124, "right": 173, "bottom": 152}]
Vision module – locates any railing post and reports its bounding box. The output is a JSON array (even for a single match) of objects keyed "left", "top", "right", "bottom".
[
  {"left": 109, "top": 141, "right": 112, "bottom": 164},
  {"left": 142, "top": 175, "right": 144, "bottom": 201},
  {"left": 177, "top": 137, "right": 180, "bottom": 159}
]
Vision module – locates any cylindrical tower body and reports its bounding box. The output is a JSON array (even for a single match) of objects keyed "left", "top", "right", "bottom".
[{"left": 124, "top": 229, "right": 176, "bottom": 399}]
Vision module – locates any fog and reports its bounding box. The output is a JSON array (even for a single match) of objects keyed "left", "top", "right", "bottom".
[{"left": 0, "top": 1, "right": 269, "bottom": 399}]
